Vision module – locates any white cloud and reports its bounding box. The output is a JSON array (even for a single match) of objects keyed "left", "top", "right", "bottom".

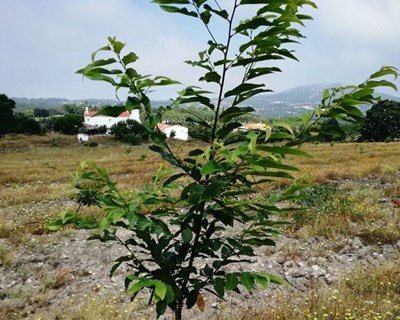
[
  {"left": 0, "top": 0, "right": 398, "bottom": 100},
  {"left": 317, "top": 0, "right": 400, "bottom": 46}
]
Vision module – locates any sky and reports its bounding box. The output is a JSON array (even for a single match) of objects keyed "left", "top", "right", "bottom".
[{"left": 0, "top": 0, "right": 399, "bottom": 101}]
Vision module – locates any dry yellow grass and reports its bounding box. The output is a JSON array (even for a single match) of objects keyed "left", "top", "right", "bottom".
[
  {"left": 219, "top": 259, "right": 400, "bottom": 320},
  {"left": 0, "top": 134, "right": 164, "bottom": 238},
  {"left": 1, "top": 135, "right": 399, "bottom": 320},
  {"left": 1, "top": 136, "right": 400, "bottom": 239},
  {"left": 293, "top": 142, "right": 400, "bottom": 182}
]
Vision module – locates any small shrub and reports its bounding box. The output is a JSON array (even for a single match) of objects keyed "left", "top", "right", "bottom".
[
  {"left": 219, "top": 260, "right": 400, "bottom": 320},
  {"left": 83, "top": 141, "right": 98, "bottom": 147},
  {"left": 290, "top": 185, "right": 392, "bottom": 240},
  {"left": 62, "top": 293, "right": 137, "bottom": 320},
  {"left": 53, "top": 267, "right": 71, "bottom": 289},
  {"left": 0, "top": 245, "right": 16, "bottom": 267},
  {"left": 121, "top": 133, "right": 143, "bottom": 145},
  {"left": 357, "top": 224, "right": 400, "bottom": 245}
]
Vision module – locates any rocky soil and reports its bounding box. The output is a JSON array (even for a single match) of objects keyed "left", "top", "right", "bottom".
[{"left": 1, "top": 222, "right": 399, "bottom": 320}]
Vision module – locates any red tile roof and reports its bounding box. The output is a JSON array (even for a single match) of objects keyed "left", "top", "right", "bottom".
[
  {"left": 156, "top": 123, "right": 171, "bottom": 130},
  {"left": 84, "top": 111, "right": 97, "bottom": 117},
  {"left": 118, "top": 111, "right": 130, "bottom": 117},
  {"left": 84, "top": 111, "right": 131, "bottom": 117}
]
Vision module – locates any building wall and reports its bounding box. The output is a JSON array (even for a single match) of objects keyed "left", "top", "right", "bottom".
[
  {"left": 84, "top": 109, "right": 140, "bottom": 129},
  {"left": 163, "top": 125, "right": 189, "bottom": 140}
]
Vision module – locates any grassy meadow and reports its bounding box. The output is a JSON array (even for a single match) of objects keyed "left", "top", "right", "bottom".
[{"left": 0, "top": 134, "right": 399, "bottom": 319}]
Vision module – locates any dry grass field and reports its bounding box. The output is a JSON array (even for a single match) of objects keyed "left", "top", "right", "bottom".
[{"left": 0, "top": 134, "right": 399, "bottom": 319}]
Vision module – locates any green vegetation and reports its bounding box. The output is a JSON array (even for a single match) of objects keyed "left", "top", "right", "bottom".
[
  {"left": 109, "top": 119, "right": 148, "bottom": 145},
  {"left": 361, "top": 100, "right": 400, "bottom": 142},
  {"left": 219, "top": 260, "right": 400, "bottom": 320},
  {"left": 52, "top": 114, "right": 84, "bottom": 135},
  {"left": 44, "top": 1, "right": 399, "bottom": 319},
  {"left": 1, "top": 135, "right": 400, "bottom": 319},
  {"left": 1, "top": 1, "right": 399, "bottom": 319},
  {"left": 290, "top": 184, "right": 399, "bottom": 242},
  {"left": 0, "top": 94, "right": 16, "bottom": 134},
  {"left": 0, "top": 94, "right": 45, "bottom": 135}
]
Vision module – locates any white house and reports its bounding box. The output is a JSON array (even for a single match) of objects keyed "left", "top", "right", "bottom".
[
  {"left": 157, "top": 124, "right": 189, "bottom": 140},
  {"left": 237, "top": 123, "right": 268, "bottom": 132},
  {"left": 84, "top": 107, "right": 140, "bottom": 129}
]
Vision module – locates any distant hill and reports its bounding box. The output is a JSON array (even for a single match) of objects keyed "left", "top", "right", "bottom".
[
  {"left": 13, "top": 97, "right": 173, "bottom": 112},
  {"left": 245, "top": 84, "right": 400, "bottom": 118},
  {"left": 13, "top": 97, "right": 121, "bottom": 112},
  {"left": 248, "top": 83, "right": 341, "bottom": 106},
  {"left": 13, "top": 84, "right": 400, "bottom": 118}
]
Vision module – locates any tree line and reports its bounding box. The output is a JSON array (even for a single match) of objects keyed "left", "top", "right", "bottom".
[{"left": 1, "top": 93, "right": 400, "bottom": 142}]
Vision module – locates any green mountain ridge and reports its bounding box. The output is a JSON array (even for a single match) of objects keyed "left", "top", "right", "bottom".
[{"left": 13, "top": 84, "right": 400, "bottom": 118}]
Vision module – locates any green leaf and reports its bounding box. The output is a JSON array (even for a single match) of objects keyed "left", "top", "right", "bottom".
[
  {"left": 274, "top": 122, "right": 294, "bottom": 136},
  {"left": 163, "top": 173, "right": 186, "bottom": 187},
  {"left": 200, "top": 71, "right": 221, "bottom": 83},
  {"left": 127, "top": 277, "right": 149, "bottom": 294},
  {"left": 247, "top": 67, "right": 281, "bottom": 80},
  {"left": 217, "top": 122, "right": 243, "bottom": 140},
  {"left": 165, "top": 285, "right": 175, "bottom": 304},
  {"left": 240, "top": 272, "right": 254, "bottom": 291},
  {"left": 315, "top": 106, "right": 322, "bottom": 118},
  {"left": 159, "top": 5, "right": 198, "bottom": 17},
  {"left": 201, "top": 180, "right": 226, "bottom": 201},
  {"left": 301, "top": 112, "right": 312, "bottom": 127},
  {"left": 186, "top": 116, "right": 211, "bottom": 128},
  {"left": 200, "top": 10, "right": 211, "bottom": 24},
  {"left": 154, "top": 76, "right": 181, "bottom": 86},
  {"left": 95, "top": 106, "right": 126, "bottom": 117},
  {"left": 187, "top": 184, "right": 205, "bottom": 204},
  {"left": 182, "top": 227, "right": 192, "bottom": 244},
  {"left": 112, "top": 40, "right": 125, "bottom": 54},
  {"left": 219, "top": 106, "right": 255, "bottom": 123},
  {"left": 211, "top": 209, "right": 234, "bottom": 226},
  {"left": 122, "top": 52, "right": 139, "bottom": 65},
  {"left": 247, "top": 130, "right": 258, "bottom": 155},
  {"left": 214, "top": 277, "right": 225, "bottom": 297},
  {"left": 194, "top": 0, "right": 207, "bottom": 6},
  {"left": 244, "top": 170, "right": 294, "bottom": 179},
  {"left": 234, "top": 88, "right": 273, "bottom": 106},
  {"left": 225, "top": 273, "right": 239, "bottom": 290},
  {"left": 256, "top": 145, "right": 313, "bottom": 158},
  {"left": 80, "top": 72, "right": 117, "bottom": 85},
  {"left": 154, "top": 281, "right": 167, "bottom": 300},
  {"left": 254, "top": 273, "right": 269, "bottom": 288},
  {"left": 126, "top": 96, "right": 142, "bottom": 110},
  {"left": 250, "top": 159, "right": 299, "bottom": 171},
  {"left": 201, "top": 160, "right": 220, "bottom": 176},
  {"left": 242, "top": 237, "right": 276, "bottom": 246},
  {"left": 203, "top": 4, "right": 229, "bottom": 20},
  {"left": 322, "top": 88, "right": 330, "bottom": 100},
  {"left": 235, "top": 16, "right": 274, "bottom": 34},
  {"left": 364, "top": 80, "right": 398, "bottom": 91},
  {"left": 156, "top": 300, "right": 167, "bottom": 317},
  {"left": 186, "top": 290, "right": 198, "bottom": 309},
  {"left": 91, "top": 58, "right": 117, "bottom": 67},
  {"left": 269, "top": 274, "right": 289, "bottom": 285},
  {"left": 369, "top": 66, "right": 399, "bottom": 80},
  {"left": 224, "top": 83, "right": 265, "bottom": 98},
  {"left": 90, "top": 45, "right": 112, "bottom": 62}
]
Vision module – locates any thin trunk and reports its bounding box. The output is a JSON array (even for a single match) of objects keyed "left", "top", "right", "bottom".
[{"left": 175, "top": 299, "right": 183, "bottom": 320}]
